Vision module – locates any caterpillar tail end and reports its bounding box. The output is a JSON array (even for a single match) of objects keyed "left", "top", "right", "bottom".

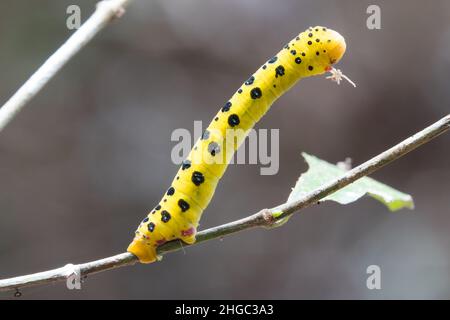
[
  {"left": 127, "top": 227, "right": 198, "bottom": 264},
  {"left": 127, "top": 238, "right": 158, "bottom": 264}
]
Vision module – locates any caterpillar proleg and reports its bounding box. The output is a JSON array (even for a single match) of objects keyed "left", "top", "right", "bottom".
[{"left": 128, "top": 26, "right": 348, "bottom": 263}]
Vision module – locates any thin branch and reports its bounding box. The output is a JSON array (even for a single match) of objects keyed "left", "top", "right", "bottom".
[
  {"left": 0, "top": 114, "right": 448, "bottom": 294},
  {"left": 0, "top": 0, "right": 133, "bottom": 132}
]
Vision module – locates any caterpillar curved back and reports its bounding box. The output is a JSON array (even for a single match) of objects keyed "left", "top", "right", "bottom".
[{"left": 128, "top": 26, "right": 347, "bottom": 263}]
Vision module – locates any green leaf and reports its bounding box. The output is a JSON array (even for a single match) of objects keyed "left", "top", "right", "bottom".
[{"left": 287, "top": 153, "right": 414, "bottom": 211}]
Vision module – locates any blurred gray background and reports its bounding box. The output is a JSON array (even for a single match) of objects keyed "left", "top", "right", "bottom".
[{"left": 0, "top": 0, "right": 449, "bottom": 299}]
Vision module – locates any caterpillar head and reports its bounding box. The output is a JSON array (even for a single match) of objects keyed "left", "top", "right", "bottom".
[
  {"left": 324, "top": 30, "right": 346, "bottom": 65},
  {"left": 299, "top": 26, "right": 346, "bottom": 76}
]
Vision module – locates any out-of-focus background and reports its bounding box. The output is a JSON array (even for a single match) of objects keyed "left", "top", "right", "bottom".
[{"left": 0, "top": 0, "right": 449, "bottom": 299}]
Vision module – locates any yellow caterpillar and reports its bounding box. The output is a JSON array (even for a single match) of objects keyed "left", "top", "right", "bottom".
[{"left": 128, "top": 26, "right": 347, "bottom": 263}]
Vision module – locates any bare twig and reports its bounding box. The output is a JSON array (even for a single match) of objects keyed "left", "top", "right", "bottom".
[
  {"left": 0, "top": 114, "right": 448, "bottom": 294},
  {"left": 0, "top": 0, "right": 133, "bottom": 132}
]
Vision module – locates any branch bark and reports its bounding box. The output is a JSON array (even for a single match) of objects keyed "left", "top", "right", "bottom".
[
  {"left": 0, "top": 0, "right": 133, "bottom": 132},
  {"left": 1, "top": 114, "right": 448, "bottom": 294}
]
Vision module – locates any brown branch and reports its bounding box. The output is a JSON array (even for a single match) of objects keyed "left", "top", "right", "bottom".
[
  {"left": 1, "top": 114, "right": 448, "bottom": 294},
  {"left": 0, "top": 0, "right": 133, "bottom": 132}
]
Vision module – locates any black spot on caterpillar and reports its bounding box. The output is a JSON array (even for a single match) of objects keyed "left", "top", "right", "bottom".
[
  {"left": 128, "top": 26, "right": 347, "bottom": 263},
  {"left": 201, "top": 130, "right": 210, "bottom": 140},
  {"left": 161, "top": 210, "right": 171, "bottom": 223},
  {"left": 166, "top": 187, "right": 175, "bottom": 196},
  {"left": 178, "top": 199, "right": 190, "bottom": 212},
  {"left": 245, "top": 76, "right": 255, "bottom": 85},
  {"left": 191, "top": 171, "right": 205, "bottom": 186},
  {"left": 228, "top": 114, "right": 240, "bottom": 127},
  {"left": 275, "top": 65, "right": 285, "bottom": 78},
  {"left": 250, "top": 87, "right": 263, "bottom": 99},
  {"left": 221, "top": 102, "right": 232, "bottom": 112},
  {"left": 208, "top": 141, "right": 220, "bottom": 156},
  {"left": 181, "top": 160, "right": 191, "bottom": 170}
]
